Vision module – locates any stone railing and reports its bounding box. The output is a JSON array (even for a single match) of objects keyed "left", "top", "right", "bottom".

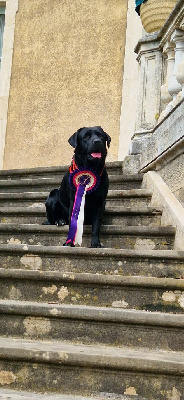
[
  {"left": 134, "top": 0, "right": 184, "bottom": 134},
  {"left": 122, "top": 0, "right": 184, "bottom": 247},
  {"left": 124, "top": 0, "right": 184, "bottom": 176}
]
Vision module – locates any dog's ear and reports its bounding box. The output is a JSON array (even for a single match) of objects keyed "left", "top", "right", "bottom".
[
  {"left": 102, "top": 129, "right": 111, "bottom": 148},
  {"left": 105, "top": 133, "right": 111, "bottom": 148},
  {"left": 68, "top": 128, "right": 84, "bottom": 148},
  {"left": 97, "top": 126, "right": 111, "bottom": 148}
]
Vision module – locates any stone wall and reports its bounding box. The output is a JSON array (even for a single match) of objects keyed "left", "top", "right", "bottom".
[
  {"left": 158, "top": 153, "right": 184, "bottom": 207},
  {"left": 139, "top": 100, "right": 184, "bottom": 171},
  {"left": 123, "top": 99, "right": 184, "bottom": 198},
  {"left": 3, "top": 0, "right": 128, "bottom": 169}
]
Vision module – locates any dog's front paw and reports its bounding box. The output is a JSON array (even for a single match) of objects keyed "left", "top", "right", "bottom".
[
  {"left": 91, "top": 240, "right": 103, "bottom": 248},
  {"left": 63, "top": 241, "right": 75, "bottom": 247},
  {"left": 55, "top": 219, "right": 67, "bottom": 226}
]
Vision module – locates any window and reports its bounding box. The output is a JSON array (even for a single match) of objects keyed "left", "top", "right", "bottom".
[{"left": 0, "top": 7, "right": 5, "bottom": 69}]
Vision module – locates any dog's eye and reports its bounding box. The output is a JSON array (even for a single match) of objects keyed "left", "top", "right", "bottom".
[
  {"left": 84, "top": 133, "right": 90, "bottom": 140},
  {"left": 97, "top": 133, "right": 104, "bottom": 141}
]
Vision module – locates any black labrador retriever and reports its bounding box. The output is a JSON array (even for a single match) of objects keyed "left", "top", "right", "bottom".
[{"left": 43, "top": 126, "right": 111, "bottom": 247}]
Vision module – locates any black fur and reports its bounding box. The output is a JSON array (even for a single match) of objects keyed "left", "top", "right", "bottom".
[{"left": 43, "top": 126, "right": 111, "bottom": 248}]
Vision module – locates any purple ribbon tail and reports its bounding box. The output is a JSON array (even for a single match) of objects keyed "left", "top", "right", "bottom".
[{"left": 66, "top": 185, "right": 86, "bottom": 245}]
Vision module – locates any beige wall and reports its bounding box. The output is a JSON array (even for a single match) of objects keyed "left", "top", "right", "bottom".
[{"left": 3, "top": 0, "right": 128, "bottom": 169}]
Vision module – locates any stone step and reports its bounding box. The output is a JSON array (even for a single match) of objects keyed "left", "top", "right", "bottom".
[
  {"left": 0, "top": 206, "right": 162, "bottom": 226},
  {"left": 0, "top": 337, "right": 183, "bottom": 399},
  {"left": 0, "top": 244, "right": 183, "bottom": 278},
  {"left": 0, "top": 162, "right": 123, "bottom": 180},
  {"left": 0, "top": 224, "right": 174, "bottom": 249},
  {"left": 0, "top": 269, "right": 183, "bottom": 312},
  {"left": 0, "top": 189, "right": 153, "bottom": 208},
  {"left": 0, "top": 164, "right": 182, "bottom": 400},
  {"left": 105, "top": 189, "right": 152, "bottom": 207},
  {"left": 0, "top": 300, "right": 184, "bottom": 351},
  {"left": 0, "top": 389, "right": 145, "bottom": 400},
  {"left": 0, "top": 175, "right": 143, "bottom": 193}
]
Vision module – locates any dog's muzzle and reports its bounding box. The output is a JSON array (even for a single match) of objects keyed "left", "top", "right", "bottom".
[{"left": 89, "top": 139, "right": 104, "bottom": 159}]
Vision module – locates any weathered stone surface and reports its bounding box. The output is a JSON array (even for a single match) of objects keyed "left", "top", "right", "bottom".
[
  {"left": 0, "top": 300, "right": 184, "bottom": 351},
  {"left": 0, "top": 268, "right": 184, "bottom": 312},
  {"left": 0, "top": 244, "right": 183, "bottom": 277},
  {"left": 0, "top": 166, "right": 183, "bottom": 399},
  {"left": 0, "top": 179, "right": 141, "bottom": 193},
  {"left": 0, "top": 206, "right": 162, "bottom": 226},
  {"left": 0, "top": 338, "right": 183, "bottom": 399},
  {"left": 143, "top": 171, "right": 184, "bottom": 250},
  {"left": 0, "top": 189, "right": 153, "bottom": 208},
  {"left": 0, "top": 162, "right": 123, "bottom": 180},
  {"left": 140, "top": 100, "right": 184, "bottom": 170},
  {"left": 0, "top": 175, "right": 143, "bottom": 192},
  {"left": 158, "top": 152, "right": 184, "bottom": 207},
  {"left": 0, "top": 389, "right": 145, "bottom": 400},
  {"left": 124, "top": 101, "right": 184, "bottom": 178},
  {"left": 0, "top": 224, "right": 175, "bottom": 249}
]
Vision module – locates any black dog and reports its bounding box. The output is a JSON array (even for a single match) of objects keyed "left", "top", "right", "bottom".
[{"left": 43, "top": 126, "right": 111, "bottom": 248}]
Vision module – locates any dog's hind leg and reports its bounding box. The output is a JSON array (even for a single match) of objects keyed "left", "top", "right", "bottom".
[{"left": 42, "top": 189, "right": 68, "bottom": 226}]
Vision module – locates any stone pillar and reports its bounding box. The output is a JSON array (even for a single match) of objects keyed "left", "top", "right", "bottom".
[
  {"left": 118, "top": 0, "right": 143, "bottom": 161},
  {"left": 134, "top": 35, "right": 163, "bottom": 134}
]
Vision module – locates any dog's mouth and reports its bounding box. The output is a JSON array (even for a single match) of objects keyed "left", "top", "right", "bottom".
[{"left": 91, "top": 152, "right": 102, "bottom": 159}]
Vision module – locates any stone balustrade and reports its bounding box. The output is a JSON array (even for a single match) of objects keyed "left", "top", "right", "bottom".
[
  {"left": 123, "top": 0, "right": 184, "bottom": 206},
  {"left": 134, "top": 0, "right": 184, "bottom": 133}
]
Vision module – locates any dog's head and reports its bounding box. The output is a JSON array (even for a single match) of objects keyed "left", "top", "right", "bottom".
[{"left": 68, "top": 126, "right": 111, "bottom": 167}]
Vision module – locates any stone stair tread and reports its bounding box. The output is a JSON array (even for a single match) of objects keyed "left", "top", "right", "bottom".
[
  {"left": 0, "top": 389, "right": 146, "bottom": 400},
  {"left": 0, "top": 161, "right": 123, "bottom": 176},
  {"left": 0, "top": 165, "right": 68, "bottom": 176},
  {"left": 1, "top": 268, "right": 184, "bottom": 289},
  {"left": 0, "top": 336, "right": 184, "bottom": 374},
  {"left": 0, "top": 242, "right": 183, "bottom": 258},
  {"left": 108, "top": 189, "right": 152, "bottom": 197},
  {"left": 0, "top": 206, "right": 162, "bottom": 214},
  {"left": 0, "top": 203, "right": 162, "bottom": 218},
  {"left": 104, "top": 206, "right": 162, "bottom": 214},
  {"left": 0, "top": 175, "right": 143, "bottom": 186},
  {"left": 0, "top": 192, "right": 48, "bottom": 199},
  {"left": 0, "top": 189, "right": 153, "bottom": 199},
  {"left": 0, "top": 223, "right": 174, "bottom": 235},
  {"left": 1, "top": 299, "right": 184, "bottom": 326}
]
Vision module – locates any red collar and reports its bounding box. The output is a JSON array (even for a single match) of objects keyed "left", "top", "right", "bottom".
[
  {"left": 69, "top": 157, "right": 78, "bottom": 174},
  {"left": 69, "top": 157, "right": 105, "bottom": 177}
]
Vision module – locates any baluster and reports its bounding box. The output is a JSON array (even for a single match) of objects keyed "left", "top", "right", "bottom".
[
  {"left": 168, "top": 29, "right": 184, "bottom": 108},
  {"left": 176, "top": 53, "right": 184, "bottom": 99},
  {"left": 161, "top": 42, "right": 175, "bottom": 109},
  {"left": 159, "top": 42, "right": 175, "bottom": 121}
]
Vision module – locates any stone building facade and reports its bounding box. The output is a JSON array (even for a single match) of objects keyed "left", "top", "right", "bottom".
[{"left": 0, "top": 0, "right": 129, "bottom": 169}]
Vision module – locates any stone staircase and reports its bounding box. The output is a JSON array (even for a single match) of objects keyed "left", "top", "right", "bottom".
[{"left": 0, "top": 161, "right": 183, "bottom": 400}]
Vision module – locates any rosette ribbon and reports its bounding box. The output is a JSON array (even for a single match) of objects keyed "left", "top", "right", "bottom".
[{"left": 66, "top": 168, "right": 100, "bottom": 246}]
